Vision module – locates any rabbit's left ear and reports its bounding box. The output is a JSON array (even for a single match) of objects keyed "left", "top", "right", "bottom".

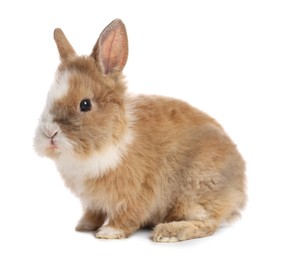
[
  {"left": 54, "top": 28, "right": 76, "bottom": 60},
  {"left": 91, "top": 19, "right": 128, "bottom": 74}
]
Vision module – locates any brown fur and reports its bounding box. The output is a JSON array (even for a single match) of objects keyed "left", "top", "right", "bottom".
[
  {"left": 37, "top": 19, "right": 246, "bottom": 242},
  {"left": 78, "top": 97, "right": 246, "bottom": 240}
]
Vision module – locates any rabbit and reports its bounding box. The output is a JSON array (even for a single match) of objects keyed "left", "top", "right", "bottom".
[{"left": 33, "top": 19, "right": 246, "bottom": 242}]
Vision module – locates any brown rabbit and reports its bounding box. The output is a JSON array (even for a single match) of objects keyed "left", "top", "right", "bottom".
[{"left": 33, "top": 19, "right": 246, "bottom": 242}]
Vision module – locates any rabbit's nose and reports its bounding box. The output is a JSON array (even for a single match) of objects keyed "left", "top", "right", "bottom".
[
  {"left": 42, "top": 124, "right": 59, "bottom": 139},
  {"left": 44, "top": 129, "right": 58, "bottom": 139}
]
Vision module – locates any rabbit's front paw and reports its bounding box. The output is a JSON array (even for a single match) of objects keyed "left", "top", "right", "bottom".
[
  {"left": 75, "top": 210, "right": 105, "bottom": 232},
  {"left": 95, "top": 226, "right": 126, "bottom": 239},
  {"left": 76, "top": 222, "right": 98, "bottom": 232}
]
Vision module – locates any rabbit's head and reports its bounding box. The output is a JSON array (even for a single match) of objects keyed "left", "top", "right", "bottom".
[{"left": 34, "top": 19, "right": 130, "bottom": 161}]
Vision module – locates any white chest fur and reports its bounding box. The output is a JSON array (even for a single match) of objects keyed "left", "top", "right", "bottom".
[{"left": 54, "top": 128, "right": 133, "bottom": 196}]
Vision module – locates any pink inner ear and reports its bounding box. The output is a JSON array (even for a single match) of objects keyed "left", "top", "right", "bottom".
[
  {"left": 101, "top": 30, "right": 118, "bottom": 74},
  {"left": 97, "top": 19, "right": 128, "bottom": 74}
]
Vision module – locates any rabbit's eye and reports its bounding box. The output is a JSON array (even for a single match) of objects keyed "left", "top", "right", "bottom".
[{"left": 80, "top": 99, "right": 92, "bottom": 112}]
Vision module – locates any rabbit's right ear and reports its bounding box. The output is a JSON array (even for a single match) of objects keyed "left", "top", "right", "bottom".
[
  {"left": 54, "top": 28, "right": 76, "bottom": 60},
  {"left": 91, "top": 19, "right": 128, "bottom": 74}
]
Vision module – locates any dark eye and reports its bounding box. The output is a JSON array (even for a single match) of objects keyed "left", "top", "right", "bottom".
[{"left": 80, "top": 99, "right": 92, "bottom": 112}]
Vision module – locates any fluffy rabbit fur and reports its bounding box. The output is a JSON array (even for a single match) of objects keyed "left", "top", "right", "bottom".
[{"left": 34, "top": 19, "right": 246, "bottom": 242}]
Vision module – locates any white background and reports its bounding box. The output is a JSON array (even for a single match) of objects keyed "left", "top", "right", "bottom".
[{"left": 0, "top": 0, "right": 285, "bottom": 259}]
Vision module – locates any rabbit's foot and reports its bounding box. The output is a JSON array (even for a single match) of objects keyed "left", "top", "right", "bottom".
[
  {"left": 75, "top": 210, "right": 105, "bottom": 232},
  {"left": 153, "top": 220, "right": 217, "bottom": 242},
  {"left": 76, "top": 221, "right": 99, "bottom": 232},
  {"left": 95, "top": 226, "right": 127, "bottom": 239}
]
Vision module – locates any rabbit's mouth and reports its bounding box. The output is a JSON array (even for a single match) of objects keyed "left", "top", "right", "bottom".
[
  {"left": 45, "top": 139, "right": 61, "bottom": 157},
  {"left": 48, "top": 139, "right": 58, "bottom": 151}
]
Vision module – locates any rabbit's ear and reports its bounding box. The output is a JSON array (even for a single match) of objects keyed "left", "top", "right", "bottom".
[
  {"left": 54, "top": 28, "right": 76, "bottom": 60},
  {"left": 91, "top": 19, "right": 128, "bottom": 74}
]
